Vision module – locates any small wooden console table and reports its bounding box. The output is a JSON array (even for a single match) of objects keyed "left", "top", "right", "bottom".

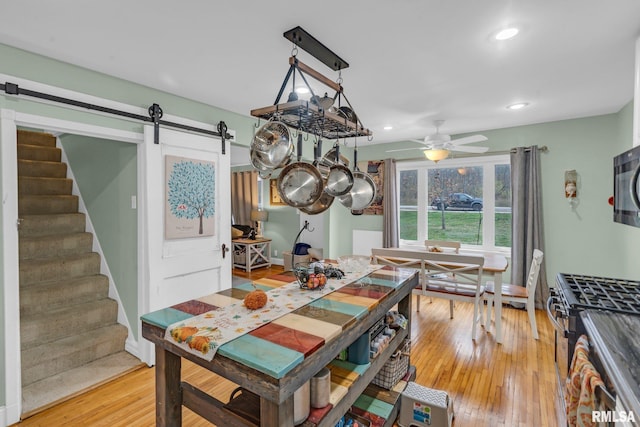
[{"left": 232, "top": 238, "right": 271, "bottom": 272}]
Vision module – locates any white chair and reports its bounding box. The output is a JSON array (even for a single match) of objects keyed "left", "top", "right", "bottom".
[
  {"left": 421, "top": 253, "right": 485, "bottom": 341},
  {"left": 484, "top": 249, "right": 544, "bottom": 339},
  {"left": 371, "top": 248, "right": 486, "bottom": 340},
  {"left": 372, "top": 248, "right": 426, "bottom": 312},
  {"left": 424, "top": 240, "right": 460, "bottom": 253}
]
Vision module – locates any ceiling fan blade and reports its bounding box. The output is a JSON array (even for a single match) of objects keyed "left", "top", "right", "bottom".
[
  {"left": 450, "top": 134, "right": 488, "bottom": 146},
  {"left": 409, "top": 139, "right": 427, "bottom": 145},
  {"left": 451, "top": 145, "right": 489, "bottom": 153},
  {"left": 385, "top": 147, "right": 423, "bottom": 153}
]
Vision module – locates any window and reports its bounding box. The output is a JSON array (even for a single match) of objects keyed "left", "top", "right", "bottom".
[{"left": 398, "top": 155, "right": 511, "bottom": 251}]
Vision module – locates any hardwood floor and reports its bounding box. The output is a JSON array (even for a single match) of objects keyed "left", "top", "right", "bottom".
[{"left": 13, "top": 266, "right": 561, "bottom": 426}]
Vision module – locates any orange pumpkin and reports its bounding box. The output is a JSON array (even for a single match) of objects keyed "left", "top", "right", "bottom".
[{"left": 244, "top": 289, "right": 268, "bottom": 310}]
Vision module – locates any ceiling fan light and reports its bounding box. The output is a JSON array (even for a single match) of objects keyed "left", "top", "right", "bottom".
[{"left": 424, "top": 148, "right": 450, "bottom": 162}]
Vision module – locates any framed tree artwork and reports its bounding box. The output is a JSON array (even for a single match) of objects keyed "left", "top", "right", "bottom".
[
  {"left": 270, "top": 178, "right": 286, "bottom": 206},
  {"left": 165, "top": 155, "right": 216, "bottom": 239}
]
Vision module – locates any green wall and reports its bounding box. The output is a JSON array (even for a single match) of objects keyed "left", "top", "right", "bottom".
[{"left": 59, "top": 135, "right": 138, "bottom": 338}]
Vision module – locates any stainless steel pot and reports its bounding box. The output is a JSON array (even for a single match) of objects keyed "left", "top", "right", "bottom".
[
  {"left": 323, "top": 144, "right": 353, "bottom": 197},
  {"left": 300, "top": 140, "right": 334, "bottom": 215},
  {"left": 337, "top": 170, "right": 376, "bottom": 210},
  {"left": 250, "top": 120, "right": 293, "bottom": 170},
  {"left": 276, "top": 134, "right": 324, "bottom": 208},
  {"left": 337, "top": 147, "right": 376, "bottom": 211}
]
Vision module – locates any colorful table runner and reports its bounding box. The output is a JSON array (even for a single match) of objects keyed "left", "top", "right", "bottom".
[{"left": 164, "top": 264, "right": 383, "bottom": 362}]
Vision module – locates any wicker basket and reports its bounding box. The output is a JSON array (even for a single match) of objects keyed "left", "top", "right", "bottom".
[{"left": 372, "top": 339, "right": 410, "bottom": 390}]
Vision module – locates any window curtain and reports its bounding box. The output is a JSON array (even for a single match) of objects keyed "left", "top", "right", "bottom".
[
  {"left": 510, "top": 146, "right": 548, "bottom": 308},
  {"left": 231, "top": 170, "right": 258, "bottom": 226},
  {"left": 383, "top": 158, "right": 399, "bottom": 248}
]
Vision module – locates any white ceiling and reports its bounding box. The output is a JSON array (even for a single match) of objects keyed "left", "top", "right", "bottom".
[{"left": 1, "top": 1, "right": 639, "bottom": 146}]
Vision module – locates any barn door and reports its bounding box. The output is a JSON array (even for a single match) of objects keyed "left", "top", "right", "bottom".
[{"left": 140, "top": 125, "right": 231, "bottom": 363}]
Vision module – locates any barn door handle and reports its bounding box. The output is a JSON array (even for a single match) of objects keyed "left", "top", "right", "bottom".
[{"left": 222, "top": 243, "right": 230, "bottom": 259}]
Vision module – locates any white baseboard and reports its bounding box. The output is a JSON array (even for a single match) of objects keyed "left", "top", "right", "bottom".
[{"left": 0, "top": 405, "right": 6, "bottom": 427}]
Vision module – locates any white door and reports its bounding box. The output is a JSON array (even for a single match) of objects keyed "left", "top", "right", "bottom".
[{"left": 139, "top": 125, "right": 231, "bottom": 364}]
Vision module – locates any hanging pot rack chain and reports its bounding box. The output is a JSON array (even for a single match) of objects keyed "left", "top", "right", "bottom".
[
  {"left": 252, "top": 26, "right": 372, "bottom": 141},
  {"left": 251, "top": 57, "right": 372, "bottom": 140},
  {"left": 1, "top": 81, "right": 233, "bottom": 152}
]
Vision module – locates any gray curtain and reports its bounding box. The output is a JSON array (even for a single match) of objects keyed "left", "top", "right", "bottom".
[
  {"left": 383, "top": 158, "right": 399, "bottom": 248},
  {"left": 510, "top": 146, "right": 548, "bottom": 308},
  {"left": 231, "top": 170, "right": 258, "bottom": 226}
]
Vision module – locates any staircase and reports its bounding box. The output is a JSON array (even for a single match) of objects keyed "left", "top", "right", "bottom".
[{"left": 17, "top": 130, "right": 142, "bottom": 417}]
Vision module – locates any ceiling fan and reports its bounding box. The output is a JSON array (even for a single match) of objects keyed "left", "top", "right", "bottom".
[{"left": 386, "top": 120, "right": 489, "bottom": 161}]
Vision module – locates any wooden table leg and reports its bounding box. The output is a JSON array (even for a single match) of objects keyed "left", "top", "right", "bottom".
[
  {"left": 260, "top": 396, "right": 293, "bottom": 426},
  {"left": 493, "top": 272, "right": 503, "bottom": 344},
  {"left": 155, "top": 345, "right": 183, "bottom": 426}
]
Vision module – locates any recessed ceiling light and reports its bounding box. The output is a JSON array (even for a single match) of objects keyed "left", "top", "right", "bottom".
[
  {"left": 494, "top": 27, "right": 519, "bottom": 41},
  {"left": 383, "top": 125, "right": 393, "bottom": 130},
  {"left": 506, "top": 102, "right": 529, "bottom": 110}
]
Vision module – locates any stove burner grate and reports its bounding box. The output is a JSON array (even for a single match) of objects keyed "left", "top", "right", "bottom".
[{"left": 559, "top": 273, "right": 640, "bottom": 315}]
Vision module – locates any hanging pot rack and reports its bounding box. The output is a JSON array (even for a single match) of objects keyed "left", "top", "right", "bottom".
[{"left": 250, "top": 26, "right": 372, "bottom": 141}]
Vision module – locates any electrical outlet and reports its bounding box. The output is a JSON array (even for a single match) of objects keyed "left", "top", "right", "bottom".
[
  {"left": 131, "top": 195, "right": 137, "bottom": 209},
  {"left": 274, "top": 249, "right": 278, "bottom": 256}
]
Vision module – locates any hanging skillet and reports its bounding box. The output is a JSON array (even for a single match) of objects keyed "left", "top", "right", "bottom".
[
  {"left": 337, "top": 144, "right": 376, "bottom": 211},
  {"left": 299, "top": 139, "right": 335, "bottom": 215},
  {"left": 277, "top": 134, "right": 323, "bottom": 208},
  {"left": 323, "top": 143, "right": 354, "bottom": 197}
]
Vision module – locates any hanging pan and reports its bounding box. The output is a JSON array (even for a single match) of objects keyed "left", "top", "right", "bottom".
[
  {"left": 250, "top": 119, "right": 293, "bottom": 171},
  {"left": 299, "top": 139, "right": 334, "bottom": 215},
  {"left": 337, "top": 145, "right": 376, "bottom": 211},
  {"left": 323, "top": 143, "right": 354, "bottom": 197},
  {"left": 277, "top": 134, "right": 324, "bottom": 208}
]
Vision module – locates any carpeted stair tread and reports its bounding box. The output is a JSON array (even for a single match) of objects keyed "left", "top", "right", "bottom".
[
  {"left": 21, "top": 323, "right": 129, "bottom": 386},
  {"left": 19, "top": 213, "right": 86, "bottom": 237},
  {"left": 17, "top": 130, "right": 57, "bottom": 147},
  {"left": 18, "top": 194, "right": 79, "bottom": 215},
  {"left": 21, "top": 351, "right": 143, "bottom": 417},
  {"left": 18, "top": 143, "right": 62, "bottom": 162},
  {"left": 19, "top": 252, "right": 101, "bottom": 286},
  {"left": 20, "top": 298, "right": 119, "bottom": 348},
  {"left": 20, "top": 274, "right": 109, "bottom": 316},
  {"left": 18, "top": 176, "right": 73, "bottom": 195},
  {"left": 16, "top": 130, "right": 137, "bottom": 416},
  {"left": 18, "top": 159, "right": 67, "bottom": 178},
  {"left": 19, "top": 232, "right": 93, "bottom": 260}
]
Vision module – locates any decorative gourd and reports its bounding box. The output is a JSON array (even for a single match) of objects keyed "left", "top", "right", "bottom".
[{"left": 244, "top": 288, "right": 268, "bottom": 310}]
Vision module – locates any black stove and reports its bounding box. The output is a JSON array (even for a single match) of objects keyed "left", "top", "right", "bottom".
[{"left": 550, "top": 273, "right": 640, "bottom": 425}]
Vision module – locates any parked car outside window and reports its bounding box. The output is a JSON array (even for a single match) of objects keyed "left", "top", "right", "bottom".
[{"left": 431, "top": 193, "right": 483, "bottom": 211}]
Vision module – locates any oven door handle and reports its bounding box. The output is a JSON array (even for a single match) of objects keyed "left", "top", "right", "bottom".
[{"left": 546, "top": 295, "right": 566, "bottom": 336}]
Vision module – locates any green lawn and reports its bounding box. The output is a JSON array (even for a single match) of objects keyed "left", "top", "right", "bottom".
[{"left": 399, "top": 210, "right": 512, "bottom": 247}]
